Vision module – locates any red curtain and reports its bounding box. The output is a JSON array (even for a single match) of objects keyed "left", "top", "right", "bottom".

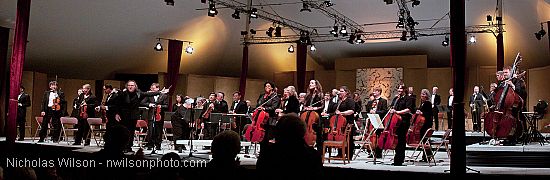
[
  {"left": 7, "top": 0, "right": 31, "bottom": 142},
  {"left": 166, "top": 40, "right": 183, "bottom": 111}
]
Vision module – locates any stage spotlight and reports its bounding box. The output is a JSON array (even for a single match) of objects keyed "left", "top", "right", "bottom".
[
  {"left": 340, "top": 25, "right": 348, "bottom": 36},
  {"left": 347, "top": 34, "right": 356, "bottom": 44},
  {"left": 288, "top": 45, "right": 295, "bottom": 53},
  {"left": 384, "top": 0, "right": 393, "bottom": 5},
  {"left": 355, "top": 35, "right": 365, "bottom": 44},
  {"left": 250, "top": 8, "right": 258, "bottom": 18},
  {"left": 274, "top": 27, "right": 282, "bottom": 37},
  {"left": 185, "top": 45, "right": 194, "bottom": 54},
  {"left": 412, "top": 0, "right": 420, "bottom": 7},
  {"left": 266, "top": 27, "right": 274, "bottom": 37},
  {"left": 469, "top": 35, "right": 476, "bottom": 44},
  {"left": 323, "top": 1, "right": 334, "bottom": 7},
  {"left": 400, "top": 31, "right": 407, "bottom": 41},
  {"left": 535, "top": 24, "right": 546, "bottom": 40},
  {"left": 208, "top": 3, "right": 218, "bottom": 17},
  {"left": 310, "top": 44, "right": 316, "bottom": 52},
  {"left": 165, "top": 0, "right": 174, "bottom": 6},
  {"left": 240, "top": 31, "right": 248, "bottom": 35},
  {"left": 300, "top": 3, "right": 311, "bottom": 12},
  {"left": 154, "top": 42, "right": 163, "bottom": 51},
  {"left": 486, "top": 15, "right": 493, "bottom": 22},
  {"left": 330, "top": 26, "right": 338, "bottom": 37},
  {"left": 201, "top": 0, "right": 207, "bottom": 3},
  {"left": 442, "top": 36, "right": 449, "bottom": 47},
  {"left": 232, "top": 10, "right": 240, "bottom": 19},
  {"left": 409, "top": 30, "right": 418, "bottom": 41},
  {"left": 249, "top": 29, "right": 256, "bottom": 35}
]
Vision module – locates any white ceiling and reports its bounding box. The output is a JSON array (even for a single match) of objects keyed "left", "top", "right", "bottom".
[{"left": 1, "top": 0, "right": 549, "bottom": 79}]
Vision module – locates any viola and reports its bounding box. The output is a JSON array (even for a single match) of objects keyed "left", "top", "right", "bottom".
[
  {"left": 327, "top": 114, "right": 346, "bottom": 141},
  {"left": 484, "top": 53, "right": 524, "bottom": 139},
  {"left": 80, "top": 104, "right": 88, "bottom": 119},
  {"left": 300, "top": 110, "right": 319, "bottom": 146},
  {"left": 202, "top": 102, "right": 214, "bottom": 119},
  {"left": 378, "top": 97, "right": 402, "bottom": 150},
  {"left": 406, "top": 113, "right": 425, "bottom": 145}
]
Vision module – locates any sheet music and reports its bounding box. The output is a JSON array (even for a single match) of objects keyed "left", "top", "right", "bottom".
[{"left": 367, "top": 114, "right": 384, "bottom": 129}]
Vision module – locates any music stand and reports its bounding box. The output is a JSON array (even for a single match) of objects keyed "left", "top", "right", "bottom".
[
  {"left": 365, "top": 114, "right": 384, "bottom": 165},
  {"left": 522, "top": 112, "right": 546, "bottom": 146},
  {"left": 209, "top": 113, "right": 224, "bottom": 138}
]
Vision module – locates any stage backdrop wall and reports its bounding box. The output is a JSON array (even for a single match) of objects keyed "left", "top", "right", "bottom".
[
  {"left": 528, "top": 65, "right": 550, "bottom": 132},
  {"left": 356, "top": 68, "right": 403, "bottom": 112}
]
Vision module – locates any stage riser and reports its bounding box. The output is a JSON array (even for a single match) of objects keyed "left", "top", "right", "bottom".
[{"left": 467, "top": 152, "right": 550, "bottom": 168}]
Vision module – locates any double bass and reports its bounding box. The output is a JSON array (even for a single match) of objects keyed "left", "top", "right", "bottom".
[
  {"left": 327, "top": 100, "right": 346, "bottom": 141},
  {"left": 484, "top": 53, "right": 524, "bottom": 139},
  {"left": 378, "top": 97, "right": 402, "bottom": 150},
  {"left": 244, "top": 94, "right": 278, "bottom": 143}
]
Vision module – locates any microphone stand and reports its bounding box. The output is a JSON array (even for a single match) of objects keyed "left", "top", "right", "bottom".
[{"left": 147, "top": 106, "right": 158, "bottom": 156}]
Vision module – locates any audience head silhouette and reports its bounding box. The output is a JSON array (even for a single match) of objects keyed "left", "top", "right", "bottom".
[
  {"left": 275, "top": 114, "right": 306, "bottom": 144},
  {"left": 103, "top": 124, "right": 130, "bottom": 152},
  {"left": 211, "top": 130, "right": 241, "bottom": 161}
]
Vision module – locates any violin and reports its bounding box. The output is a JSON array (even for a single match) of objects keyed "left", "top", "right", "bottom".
[
  {"left": 378, "top": 97, "right": 402, "bottom": 150},
  {"left": 484, "top": 53, "right": 524, "bottom": 139},
  {"left": 52, "top": 96, "right": 61, "bottom": 111},
  {"left": 155, "top": 105, "right": 162, "bottom": 122},
  {"left": 202, "top": 101, "right": 214, "bottom": 119}
]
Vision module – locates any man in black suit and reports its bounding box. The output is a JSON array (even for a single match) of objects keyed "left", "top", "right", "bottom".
[
  {"left": 96, "top": 84, "right": 119, "bottom": 129},
  {"left": 230, "top": 91, "right": 248, "bottom": 134},
  {"left": 431, "top": 86, "right": 441, "bottom": 131},
  {"left": 73, "top": 84, "right": 97, "bottom": 146},
  {"left": 447, "top": 88, "right": 454, "bottom": 129},
  {"left": 115, "top": 80, "right": 168, "bottom": 152},
  {"left": 469, "top": 86, "right": 484, "bottom": 132},
  {"left": 17, "top": 86, "right": 31, "bottom": 141},
  {"left": 39, "top": 81, "right": 66, "bottom": 143},
  {"left": 140, "top": 83, "right": 169, "bottom": 150},
  {"left": 364, "top": 87, "right": 388, "bottom": 158}
]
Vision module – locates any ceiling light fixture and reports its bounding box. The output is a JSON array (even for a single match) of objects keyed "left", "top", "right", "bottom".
[
  {"left": 442, "top": 36, "right": 449, "bottom": 47},
  {"left": 165, "top": 0, "right": 174, "bottom": 6},
  {"left": 469, "top": 34, "right": 477, "bottom": 44},
  {"left": 535, "top": 23, "right": 546, "bottom": 40},
  {"left": 250, "top": 8, "right": 258, "bottom": 18},
  {"left": 274, "top": 27, "right": 282, "bottom": 37},
  {"left": 207, "top": 3, "right": 218, "bottom": 17},
  {"left": 288, "top": 45, "right": 294, "bottom": 53},
  {"left": 323, "top": 1, "right": 334, "bottom": 7},
  {"left": 266, "top": 27, "right": 274, "bottom": 37},
  {"left": 154, "top": 39, "right": 163, "bottom": 51},
  {"left": 400, "top": 31, "right": 407, "bottom": 41},
  {"left": 300, "top": 3, "right": 311, "bottom": 12},
  {"left": 231, "top": 10, "right": 240, "bottom": 19},
  {"left": 310, "top": 44, "right": 316, "bottom": 52},
  {"left": 412, "top": 0, "right": 420, "bottom": 7},
  {"left": 340, "top": 25, "right": 348, "bottom": 36},
  {"left": 185, "top": 44, "right": 194, "bottom": 54}
]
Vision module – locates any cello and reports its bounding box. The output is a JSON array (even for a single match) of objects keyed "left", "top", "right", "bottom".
[
  {"left": 300, "top": 99, "right": 323, "bottom": 146},
  {"left": 244, "top": 94, "right": 278, "bottom": 143},
  {"left": 327, "top": 100, "right": 346, "bottom": 141},
  {"left": 378, "top": 97, "right": 402, "bottom": 150},
  {"left": 406, "top": 112, "right": 425, "bottom": 145},
  {"left": 484, "top": 53, "right": 524, "bottom": 139}
]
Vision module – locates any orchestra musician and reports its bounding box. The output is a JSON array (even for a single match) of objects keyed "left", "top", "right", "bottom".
[
  {"left": 39, "top": 81, "right": 66, "bottom": 143},
  {"left": 200, "top": 92, "right": 216, "bottom": 139},
  {"left": 70, "top": 88, "right": 83, "bottom": 118},
  {"left": 230, "top": 91, "right": 248, "bottom": 134},
  {"left": 17, "top": 86, "right": 31, "bottom": 141},
  {"left": 96, "top": 84, "right": 119, "bottom": 129},
  {"left": 171, "top": 94, "right": 192, "bottom": 152},
  {"left": 486, "top": 82, "right": 498, "bottom": 110},
  {"left": 325, "top": 86, "right": 356, "bottom": 160},
  {"left": 503, "top": 66, "right": 527, "bottom": 137},
  {"left": 469, "top": 86, "right": 484, "bottom": 132},
  {"left": 447, "top": 88, "right": 454, "bottom": 129},
  {"left": 114, "top": 80, "right": 169, "bottom": 152},
  {"left": 73, "top": 84, "right": 97, "bottom": 146},
  {"left": 303, "top": 80, "right": 324, "bottom": 151},
  {"left": 364, "top": 87, "right": 388, "bottom": 158},
  {"left": 390, "top": 84, "right": 415, "bottom": 166},
  {"left": 140, "top": 83, "right": 169, "bottom": 150},
  {"left": 298, "top": 93, "right": 306, "bottom": 112},
  {"left": 212, "top": 92, "right": 229, "bottom": 133},
  {"left": 430, "top": 86, "right": 441, "bottom": 131},
  {"left": 416, "top": 89, "right": 433, "bottom": 161},
  {"left": 257, "top": 82, "right": 280, "bottom": 145},
  {"left": 353, "top": 92, "right": 362, "bottom": 115},
  {"left": 276, "top": 86, "right": 300, "bottom": 116}
]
